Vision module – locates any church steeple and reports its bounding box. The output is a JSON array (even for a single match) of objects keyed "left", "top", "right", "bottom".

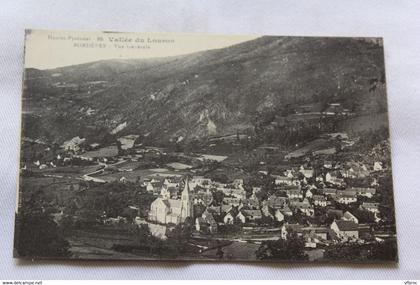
[
  {"left": 181, "top": 176, "right": 193, "bottom": 221},
  {"left": 182, "top": 177, "right": 190, "bottom": 200}
]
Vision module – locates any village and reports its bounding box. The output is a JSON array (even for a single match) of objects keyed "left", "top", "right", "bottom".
[{"left": 18, "top": 107, "right": 396, "bottom": 261}]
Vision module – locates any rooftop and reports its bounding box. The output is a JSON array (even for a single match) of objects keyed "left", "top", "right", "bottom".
[{"left": 334, "top": 220, "right": 358, "bottom": 231}]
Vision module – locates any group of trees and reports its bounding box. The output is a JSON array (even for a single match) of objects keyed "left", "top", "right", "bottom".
[
  {"left": 113, "top": 219, "right": 196, "bottom": 258},
  {"left": 256, "top": 233, "right": 308, "bottom": 261},
  {"left": 245, "top": 172, "right": 276, "bottom": 201},
  {"left": 14, "top": 202, "right": 71, "bottom": 258},
  {"left": 324, "top": 239, "right": 398, "bottom": 262}
]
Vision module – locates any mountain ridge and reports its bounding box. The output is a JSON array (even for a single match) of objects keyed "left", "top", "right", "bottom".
[{"left": 22, "top": 36, "right": 387, "bottom": 145}]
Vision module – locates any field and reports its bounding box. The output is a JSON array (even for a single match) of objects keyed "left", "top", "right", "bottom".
[
  {"left": 35, "top": 165, "right": 103, "bottom": 177},
  {"left": 92, "top": 168, "right": 187, "bottom": 182},
  {"left": 338, "top": 112, "right": 389, "bottom": 133},
  {"left": 82, "top": 146, "right": 119, "bottom": 159},
  {"left": 166, "top": 162, "right": 193, "bottom": 170},
  {"left": 286, "top": 138, "right": 330, "bottom": 159}
]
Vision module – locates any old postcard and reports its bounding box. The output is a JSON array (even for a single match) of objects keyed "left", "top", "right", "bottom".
[{"left": 14, "top": 29, "right": 397, "bottom": 262}]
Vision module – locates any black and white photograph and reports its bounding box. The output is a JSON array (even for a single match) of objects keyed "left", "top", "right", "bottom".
[{"left": 14, "top": 29, "right": 397, "bottom": 263}]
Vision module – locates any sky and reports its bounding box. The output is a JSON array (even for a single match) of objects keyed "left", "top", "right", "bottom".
[{"left": 24, "top": 29, "right": 258, "bottom": 70}]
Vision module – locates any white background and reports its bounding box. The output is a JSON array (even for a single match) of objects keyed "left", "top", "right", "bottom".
[{"left": 1, "top": 0, "right": 419, "bottom": 280}]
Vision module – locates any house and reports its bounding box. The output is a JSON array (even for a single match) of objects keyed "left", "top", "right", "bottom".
[
  {"left": 284, "top": 169, "right": 295, "bottom": 178},
  {"left": 233, "top": 178, "right": 244, "bottom": 188},
  {"left": 341, "top": 162, "right": 370, "bottom": 178},
  {"left": 292, "top": 202, "right": 314, "bottom": 216},
  {"left": 302, "top": 227, "right": 331, "bottom": 247},
  {"left": 373, "top": 161, "right": 383, "bottom": 171},
  {"left": 335, "top": 192, "right": 357, "bottom": 204},
  {"left": 281, "top": 223, "right": 304, "bottom": 239},
  {"left": 117, "top": 134, "right": 139, "bottom": 150},
  {"left": 273, "top": 175, "right": 298, "bottom": 186},
  {"left": 308, "top": 183, "right": 317, "bottom": 191},
  {"left": 350, "top": 187, "right": 376, "bottom": 198},
  {"left": 339, "top": 187, "right": 358, "bottom": 194},
  {"left": 163, "top": 177, "right": 180, "bottom": 189},
  {"left": 324, "top": 161, "right": 333, "bottom": 169},
  {"left": 148, "top": 223, "right": 168, "bottom": 240},
  {"left": 223, "top": 197, "right": 242, "bottom": 207},
  {"left": 207, "top": 206, "right": 223, "bottom": 218},
  {"left": 39, "top": 164, "right": 48, "bottom": 170},
  {"left": 343, "top": 211, "right": 359, "bottom": 224},
  {"left": 192, "top": 176, "right": 212, "bottom": 184},
  {"left": 195, "top": 210, "right": 218, "bottom": 234},
  {"left": 325, "top": 171, "right": 345, "bottom": 186},
  {"left": 267, "top": 195, "right": 288, "bottom": 209},
  {"left": 88, "top": 143, "right": 100, "bottom": 150},
  {"left": 202, "top": 210, "right": 218, "bottom": 233},
  {"left": 316, "top": 174, "right": 324, "bottom": 182},
  {"left": 274, "top": 209, "right": 285, "bottom": 222},
  {"left": 223, "top": 211, "right": 236, "bottom": 224},
  {"left": 312, "top": 195, "right": 328, "bottom": 207},
  {"left": 193, "top": 189, "right": 213, "bottom": 206},
  {"left": 148, "top": 178, "right": 193, "bottom": 224},
  {"left": 303, "top": 232, "right": 319, "bottom": 248},
  {"left": 190, "top": 176, "right": 212, "bottom": 189},
  {"left": 237, "top": 210, "right": 263, "bottom": 223},
  {"left": 251, "top": 187, "right": 262, "bottom": 198},
  {"left": 219, "top": 183, "right": 246, "bottom": 199},
  {"left": 146, "top": 180, "right": 164, "bottom": 194},
  {"left": 289, "top": 198, "right": 309, "bottom": 206},
  {"left": 62, "top": 136, "right": 86, "bottom": 152},
  {"left": 221, "top": 204, "right": 234, "bottom": 214},
  {"left": 240, "top": 198, "right": 260, "bottom": 210},
  {"left": 279, "top": 205, "right": 293, "bottom": 216},
  {"left": 286, "top": 188, "right": 303, "bottom": 199},
  {"left": 104, "top": 216, "right": 127, "bottom": 225},
  {"left": 360, "top": 202, "right": 380, "bottom": 213},
  {"left": 160, "top": 185, "right": 178, "bottom": 199},
  {"left": 322, "top": 104, "right": 349, "bottom": 116},
  {"left": 304, "top": 226, "right": 331, "bottom": 241},
  {"left": 261, "top": 204, "right": 274, "bottom": 219},
  {"left": 330, "top": 220, "right": 359, "bottom": 241},
  {"left": 321, "top": 187, "right": 337, "bottom": 197},
  {"left": 299, "top": 166, "right": 314, "bottom": 178}
]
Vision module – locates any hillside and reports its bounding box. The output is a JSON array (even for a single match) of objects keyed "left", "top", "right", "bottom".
[{"left": 22, "top": 36, "right": 387, "bottom": 145}]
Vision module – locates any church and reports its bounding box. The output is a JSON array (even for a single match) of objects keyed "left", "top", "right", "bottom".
[{"left": 148, "top": 177, "right": 193, "bottom": 224}]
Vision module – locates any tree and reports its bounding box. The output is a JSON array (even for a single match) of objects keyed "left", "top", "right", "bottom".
[
  {"left": 324, "top": 243, "right": 368, "bottom": 262},
  {"left": 134, "top": 224, "right": 153, "bottom": 247},
  {"left": 353, "top": 209, "right": 375, "bottom": 223},
  {"left": 14, "top": 212, "right": 71, "bottom": 258},
  {"left": 166, "top": 221, "right": 193, "bottom": 255},
  {"left": 376, "top": 173, "right": 396, "bottom": 225},
  {"left": 212, "top": 190, "right": 224, "bottom": 205},
  {"left": 135, "top": 176, "right": 141, "bottom": 184},
  {"left": 369, "top": 239, "right": 398, "bottom": 262},
  {"left": 216, "top": 246, "right": 224, "bottom": 259}
]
